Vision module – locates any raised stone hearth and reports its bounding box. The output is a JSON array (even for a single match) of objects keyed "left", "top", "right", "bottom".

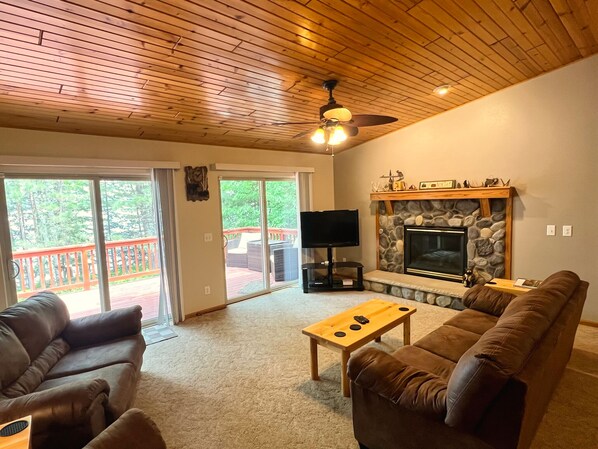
[{"left": 364, "top": 270, "right": 467, "bottom": 309}]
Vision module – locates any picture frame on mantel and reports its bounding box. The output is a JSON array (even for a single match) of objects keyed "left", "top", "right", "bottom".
[{"left": 419, "top": 180, "right": 457, "bottom": 190}]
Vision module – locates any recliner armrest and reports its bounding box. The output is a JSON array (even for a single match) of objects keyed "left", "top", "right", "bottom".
[
  {"left": 348, "top": 347, "right": 447, "bottom": 419},
  {"left": 84, "top": 408, "right": 166, "bottom": 449},
  {"left": 462, "top": 285, "right": 516, "bottom": 317},
  {"left": 62, "top": 306, "right": 142, "bottom": 348},
  {"left": 0, "top": 379, "right": 109, "bottom": 432}
]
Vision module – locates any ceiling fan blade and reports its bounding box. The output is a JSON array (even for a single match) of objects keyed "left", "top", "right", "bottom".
[
  {"left": 350, "top": 114, "right": 398, "bottom": 127},
  {"left": 343, "top": 125, "right": 359, "bottom": 137},
  {"left": 272, "top": 121, "right": 320, "bottom": 126},
  {"left": 292, "top": 129, "right": 316, "bottom": 139}
]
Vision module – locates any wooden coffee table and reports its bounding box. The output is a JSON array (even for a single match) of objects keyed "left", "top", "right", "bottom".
[{"left": 302, "top": 299, "right": 416, "bottom": 397}]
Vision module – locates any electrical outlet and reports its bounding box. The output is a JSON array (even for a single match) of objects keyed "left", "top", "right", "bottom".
[
  {"left": 204, "top": 233, "right": 213, "bottom": 242},
  {"left": 204, "top": 286, "right": 211, "bottom": 295},
  {"left": 546, "top": 225, "right": 556, "bottom": 236},
  {"left": 562, "top": 225, "right": 572, "bottom": 237},
  {"left": 342, "top": 257, "right": 347, "bottom": 262}
]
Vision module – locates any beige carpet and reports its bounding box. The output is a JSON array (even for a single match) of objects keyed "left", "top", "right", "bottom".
[{"left": 134, "top": 286, "right": 598, "bottom": 449}]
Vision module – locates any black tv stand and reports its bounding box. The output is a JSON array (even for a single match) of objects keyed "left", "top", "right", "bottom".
[{"left": 302, "top": 248, "right": 364, "bottom": 293}]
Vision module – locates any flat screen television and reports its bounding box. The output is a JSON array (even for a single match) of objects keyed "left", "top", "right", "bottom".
[{"left": 300, "top": 209, "right": 359, "bottom": 248}]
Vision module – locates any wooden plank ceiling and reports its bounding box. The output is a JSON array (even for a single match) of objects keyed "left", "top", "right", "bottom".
[{"left": 0, "top": 0, "right": 597, "bottom": 154}]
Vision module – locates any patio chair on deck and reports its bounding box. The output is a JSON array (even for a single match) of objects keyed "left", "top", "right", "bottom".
[
  {"left": 272, "top": 240, "right": 299, "bottom": 282},
  {"left": 226, "top": 232, "right": 261, "bottom": 268}
]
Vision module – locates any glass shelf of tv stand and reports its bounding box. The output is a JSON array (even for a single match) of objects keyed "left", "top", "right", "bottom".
[
  {"left": 302, "top": 261, "right": 363, "bottom": 269},
  {"left": 301, "top": 261, "right": 364, "bottom": 293}
]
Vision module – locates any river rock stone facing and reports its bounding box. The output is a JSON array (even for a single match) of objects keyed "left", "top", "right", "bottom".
[{"left": 378, "top": 198, "right": 507, "bottom": 279}]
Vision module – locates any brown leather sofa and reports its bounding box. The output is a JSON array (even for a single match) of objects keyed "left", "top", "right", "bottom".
[
  {"left": 0, "top": 291, "right": 146, "bottom": 449},
  {"left": 83, "top": 408, "right": 166, "bottom": 449},
  {"left": 348, "top": 270, "right": 588, "bottom": 449}
]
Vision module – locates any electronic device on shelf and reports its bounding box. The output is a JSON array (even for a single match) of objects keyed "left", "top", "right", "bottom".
[
  {"left": 300, "top": 209, "right": 359, "bottom": 248},
  {"left": 300, "top": 209, "right": 363, "bottom": 293}
]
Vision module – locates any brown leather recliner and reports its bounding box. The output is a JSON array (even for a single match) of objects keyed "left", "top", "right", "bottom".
[
  {"left": 348, "top": 271, "right": 588, "bottom": 449},
  {"left": 0, "top": 291, "right": 146, "bottom": 449}
]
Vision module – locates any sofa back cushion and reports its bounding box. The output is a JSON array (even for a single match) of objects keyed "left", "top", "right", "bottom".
[
  {"left": 2, "top": 338, "right": 70, "bottom": 398},
  {"left": 0, "top": 292, "right": 69, "bottom": 360},
  {"left": 445, "top": 271, "right": 580, "bottom": 431},
  {"left": 0, "top": 322, "right": 30, "bottom": 391}
]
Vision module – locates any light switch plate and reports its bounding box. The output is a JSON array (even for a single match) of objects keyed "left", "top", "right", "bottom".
[
  {"left": 546, "top": 225, "right": 556, "bottom": 236},
  {"left": 562, "top": 225, "right": 572, "bottom": 237}
]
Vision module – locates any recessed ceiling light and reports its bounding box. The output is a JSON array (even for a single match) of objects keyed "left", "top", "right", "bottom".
[{"left": 433, "top": 84, "right": 451, "bottom": 96}]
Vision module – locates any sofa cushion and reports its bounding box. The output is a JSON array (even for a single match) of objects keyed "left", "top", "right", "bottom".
[
  {"left": 462, "top": 285, "right": 516, "bottom": 316},
  {"left": 0, "top": 292, "right": 69, "bottom": 360},
  {"left": 46, "top": 334, "right": 145, "bottom": 380},
  {"left": 63, "top": 306, "right": 143, "bottom": 349},
  {"left": 2, "top": 338, "right": 70, "bottom": 398},
  {"left": 414, "top": 325, "right": 482, "bottom": 363},
  {"left": 0, "top": 322, "right": 30, "bottom": 391},
  {"left": 443, "top": 309, "right": 498, "bottom": 335},
  {"left": 392, "top": 345, "right": 456, "bottom": 380},
  {"left": 36, "top": 363, "right": 138, "bottom": 421}
]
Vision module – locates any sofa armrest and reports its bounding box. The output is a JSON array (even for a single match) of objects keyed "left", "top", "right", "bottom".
[
  {"left": 63, "top": 306, "right": 142, "bottom": 348},
  {"left": 348, "top": 347, "right": 447, "bottom": 418},
  {"left": 84, "top": 408, "right": 166, "bottom": 449},
  {"left": 462, "top": 285, "right": 516, "bottom": 317},
  {"left": 0, "top": 379, "right": 109, "bottom": 432}
]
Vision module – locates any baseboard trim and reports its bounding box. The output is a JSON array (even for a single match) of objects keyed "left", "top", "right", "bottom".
[
  {"left": 185, "top": 304, "right": 226, "bottom": 320},
  {"left": 580, "top": 320, "right": 598, "bottom": 328}
]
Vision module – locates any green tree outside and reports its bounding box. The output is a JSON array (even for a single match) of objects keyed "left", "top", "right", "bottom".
[{"left": 220, "top": 180, "right": 297, "bottom": 230}]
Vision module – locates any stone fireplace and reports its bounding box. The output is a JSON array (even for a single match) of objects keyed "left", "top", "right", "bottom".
[
  {"left": 367, "top": 187, "right": 515, "bottom": 308},
  {"left": 377, "top": 197, "right": 509, "bottom": 281},
  {"left": 404, "top": 225, "right": 467, "bottom": 282}
]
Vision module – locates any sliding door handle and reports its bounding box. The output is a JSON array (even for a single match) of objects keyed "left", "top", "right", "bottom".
[{"left": 9, "top": 260, "right": 19, "bottom": 279}]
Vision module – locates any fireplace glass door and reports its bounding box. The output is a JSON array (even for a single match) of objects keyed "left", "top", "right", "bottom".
[{"left": 404, "top": 226, "right": 467, "bottom": 282}]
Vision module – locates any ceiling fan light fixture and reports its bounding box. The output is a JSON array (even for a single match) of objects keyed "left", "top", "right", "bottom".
[
  {"left": 327, "top": 125, "right": 347, "bottom": 146},
  {"left": 433, "top": 84, "right": 451, "bottom": 96},
  {"left": 323, "top": 107, "right": 352, "bottom": 122},
  {"left": 311, "top": 127, "right": 326, "bottom": 144}
]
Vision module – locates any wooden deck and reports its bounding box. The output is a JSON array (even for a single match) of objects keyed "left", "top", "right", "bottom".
[
  {"left": 54, "top": 276, "right": 161, "bottom": 321},
  {"left": 225, "top": 266, "right": 298, "bottom": 300}
]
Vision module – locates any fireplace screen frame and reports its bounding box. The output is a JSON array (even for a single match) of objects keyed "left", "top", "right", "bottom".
[{"left": 403, "top": 225, "right": 467, "bottom": 282}]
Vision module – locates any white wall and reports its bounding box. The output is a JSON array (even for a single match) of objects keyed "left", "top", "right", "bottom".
[
  {"left": 0, "top": 129, "right": 335, "bottom": 316},
  {"left": 334, "top": 54, "right": 598, "bottom": 321}
]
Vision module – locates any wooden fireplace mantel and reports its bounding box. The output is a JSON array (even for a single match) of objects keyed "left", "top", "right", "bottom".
[
  {"left": 371, "top": 186, "right": 515, "bottom": 279},
  {"left": 370, "top": 186, "right": 515, "bottom": 218}
]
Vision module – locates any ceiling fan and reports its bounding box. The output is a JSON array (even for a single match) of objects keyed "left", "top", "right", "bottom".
[{"left": 274, "top": 79, "right": 398, "bottom": 148}]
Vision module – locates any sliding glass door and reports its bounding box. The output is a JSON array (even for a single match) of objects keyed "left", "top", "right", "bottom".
[
  {"left": 100, "top": 180, "right": 160, "bottom": 319},
  {"left": 2, "top": 176, "right": 160, "bottom": 324},
  {"left": 220, "top": 177, "right": 299, "bottom": 302},
  {"left": 5, "top": 178, "right": 103, "bottom": 318}
]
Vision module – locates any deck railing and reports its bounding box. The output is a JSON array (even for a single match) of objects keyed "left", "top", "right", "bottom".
[
  {"left": 223, "top": 227, "right": 298, "bottom": 244},
  {"left": 12, "top": 228, "right": 297, "bottom": 298},
  {"left": 12, "top": 237, "right": 160, "bottom": 299}
]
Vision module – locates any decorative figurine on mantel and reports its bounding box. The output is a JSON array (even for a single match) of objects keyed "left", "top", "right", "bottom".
[
  {"left": 377, "top": 170, "right": 405, "bottom": 191},
  {"left": 393, "top": 170, "right": 406, "bottom": 191},
  {"left": 484, "top": 177, "right": 500, "bottom": 187}
]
